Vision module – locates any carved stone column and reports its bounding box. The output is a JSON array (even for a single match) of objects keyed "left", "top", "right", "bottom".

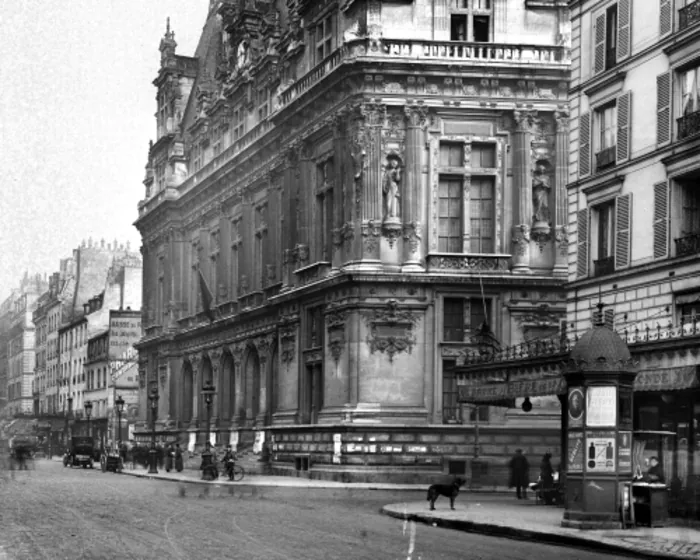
[
  {"left": 511, "top": 110, "right": 536, "bottom": 274},
  {"left": 554, "top": 110, "right": 570, "bottom": 276},
  {"left": 330, "top": 111, "right": 345, "bottom": 270},
  {"left": 208, "top": 348, "right": 222, "bottom": 424},
  {"left": 231, "top": 345, "right": 244, "bottom": 426},
  {"left": 354, "top": 101, "right": 385, "bottom": 269},
  {"left": 189, "top": 354, "right": 201, "bottom": 424},
  {"left": 403, "top": 103, "right": 429, "bottom": 271},
  {"left": 281, "top": 143, "right": 300, "bottom": 290}
]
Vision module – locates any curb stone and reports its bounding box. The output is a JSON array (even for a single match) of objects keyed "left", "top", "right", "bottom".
[{"left": 380, "top": 506, "right": 693, "bottom": 560}]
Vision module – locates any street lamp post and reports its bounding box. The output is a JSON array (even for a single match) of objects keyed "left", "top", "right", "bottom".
[
  {"left": 84, "top": 401, "right": 93, "bottom": 438},
  {"left": 148, "top": 388, "right": 159, "bottom": 474},
  {"left": 200, "top": 381, "right": 216, "bottom": 481},
  {"left": 66, "top": 396, "right": 74, "bottom": 444},
  {"left": 115, "top": 395, "right": 125, "bottom": 450}
]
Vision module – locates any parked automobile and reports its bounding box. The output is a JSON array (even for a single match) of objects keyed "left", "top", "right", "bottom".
[{"left": 63, "top": 436, "right": 95, "bottom": 469}]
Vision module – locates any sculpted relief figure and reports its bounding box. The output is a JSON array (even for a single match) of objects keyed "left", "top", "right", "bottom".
[{"left": 383, "top": 155, "right": 402, "bottom": 221}]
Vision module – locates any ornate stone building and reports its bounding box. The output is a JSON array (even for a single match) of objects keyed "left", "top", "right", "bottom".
[{"left": 135, "top": 0, "right": 571, "bottom": 482}]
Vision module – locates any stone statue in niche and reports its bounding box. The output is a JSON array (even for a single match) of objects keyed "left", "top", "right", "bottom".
[
  {"left": 383, "top": 154, "right": 402, "bottom": 222},
  {"left": 532, "top": 160, "right": 552, "bottom": 224}
]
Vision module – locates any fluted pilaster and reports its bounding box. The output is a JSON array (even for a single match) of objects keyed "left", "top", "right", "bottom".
[{"left": 511, "top": 109, "right": 536, "bottom": 274}]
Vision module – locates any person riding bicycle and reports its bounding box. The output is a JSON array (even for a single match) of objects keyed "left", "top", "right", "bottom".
[{"left": 223, "top": 445, "right": 236, "bottom": 479}]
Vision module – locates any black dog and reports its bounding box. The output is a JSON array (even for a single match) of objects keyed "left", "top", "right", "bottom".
[{"left": 427, "top": 478, "right": 466, "bottom": 510}]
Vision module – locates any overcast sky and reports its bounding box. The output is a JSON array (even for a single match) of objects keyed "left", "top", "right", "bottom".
[{"left": 0, "top": 1, "right": 209, "bottom": 301}]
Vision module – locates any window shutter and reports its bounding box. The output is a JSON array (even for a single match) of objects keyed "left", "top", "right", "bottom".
[
  {"left": 594, "top": 12, "right": 607, "bottom": 75},
  {"left": 615, "top": 193, "right": 632, "bottom": 269},
  {"left": 657, "top": 71, "right": 672, "bottom": 146},
  {"left": 579, "top": 112, "right": 592, "bottom": 178},
  {"left": 616, "top": 91, "right": 632, "bottom": 164},
  {"left": 653, "top": 181, "right": 669, "bottom": 260},
  {"left": 660, "top": 0, "right": 673, "bottom": 37},
  {"left": 577, "top": 208, "right": 589, "bottom": 278},
  {"left": 617, "top": 0, "right": 632, "bottom": 62}
]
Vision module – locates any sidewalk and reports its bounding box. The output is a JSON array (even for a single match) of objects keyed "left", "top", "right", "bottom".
[{"left": 381, "top": 498, "right": 700, "bottom": 560}]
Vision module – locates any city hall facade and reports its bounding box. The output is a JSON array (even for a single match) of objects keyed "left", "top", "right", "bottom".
[{"left": 135, "top": 0, "right": 571, "bottom": 482}]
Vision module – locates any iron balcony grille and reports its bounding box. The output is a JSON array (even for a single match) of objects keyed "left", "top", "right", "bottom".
[
  {"left": 594, "top": 255, "right": 615, "bottom": 277},
  {"left": 595, "top": 145, "right": 616, "bottom": 171},
  {"left": 678, "top": 110, "right": 700, "bottom": 140},
  {"left": 675, "top": 233, "right": 700, "bottom": 257},
  {"left": 680, "top": 0, "right": 700, "bottom": 31}
]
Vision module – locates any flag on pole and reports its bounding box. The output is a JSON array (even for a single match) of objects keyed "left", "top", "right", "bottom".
[{"left": 198, "top": 269, "right": 215, "bottom": 323}]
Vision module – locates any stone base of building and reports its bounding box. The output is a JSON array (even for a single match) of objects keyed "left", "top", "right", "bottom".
[{"left": 561, "top": 511, "right": 622, "bottom": 530}]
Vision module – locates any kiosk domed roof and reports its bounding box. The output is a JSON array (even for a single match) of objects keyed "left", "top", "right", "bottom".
[{"left": 569, "top": 324, "right": 631, "bottom": 369}]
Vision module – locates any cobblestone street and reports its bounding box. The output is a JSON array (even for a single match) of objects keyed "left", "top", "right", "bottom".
[{"left": 0, "top": 460, "right": 639, "bottom": 560}]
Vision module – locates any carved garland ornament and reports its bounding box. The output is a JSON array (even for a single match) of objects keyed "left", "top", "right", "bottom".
[
  {"left": 326, "top": 307, "right": 349, "bottom": 365},
  {"left": 364, "top": 299, "right": 420, "bottom": 363},
  {"left": 361, "top": 220, "right": 382, "bottom": 253}
]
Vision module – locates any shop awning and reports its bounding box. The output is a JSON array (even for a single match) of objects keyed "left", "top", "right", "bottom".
[
  {"left": 634, "top": 365, "right": 699, "bottom": 392},
  {"left": 458, "top": 375, "right": 567, "bottom": 403}
]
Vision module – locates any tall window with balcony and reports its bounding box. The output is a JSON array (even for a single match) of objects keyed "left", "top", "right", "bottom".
[
  {"left": 677, "top": 180, "right": 700, "bottom": 256},
  {"left": 233, "top": 107, "right": 245, "bottom": 142},
  {"left": 450, "top": 0, "right": 492, "bottom": 42},
  {"left": 257, "top": 88, "right": 269, "bottom": 122},
  {"left": 439, "top": 143, "right": 464, "bottom": 252},
  {"left": 315, "top": 160, "right": 334, "bottom": 263},
  {"left": 593, "top": 1, "right": 631, "bottom": 75},
  {"left": 230, "top": 217, "right": 241, "bottom": 299},
  {"left": 679, "top": 0, "right": 700, "bottom": 31},
  {"left": 595, "top": 103, "right": 617, "bottom": 171},
  {"left": 577, "top": 193, "right": 631, "bottom": 278},
  {"left": 679, "top": 63, "right": 700, "bottom": 140},
  {"left": 254, "top": 204, "right": 267, "bottom": 290},
  {"left": 210, "top": 230, "right": 219, "bottom": 304},
  {"left": 313, "top": 14, "right": 335, "bottom": 65}
]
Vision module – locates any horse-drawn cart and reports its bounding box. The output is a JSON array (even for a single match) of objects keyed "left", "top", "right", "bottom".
[{"left": 100, "top": 447, "right": 123, "bottom": 473}]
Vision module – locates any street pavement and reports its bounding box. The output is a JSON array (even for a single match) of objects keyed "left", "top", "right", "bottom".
[
  {"left": 0, "top": 459, "right": 635, "bottom": 560},
  {"left": 118, "top": 460, "right": 700, "bottom": 560}
]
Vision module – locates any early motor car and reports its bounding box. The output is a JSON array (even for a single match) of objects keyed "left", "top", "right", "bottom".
[{"left": 64, "top": 436, "right": 95, "bottom": 468}]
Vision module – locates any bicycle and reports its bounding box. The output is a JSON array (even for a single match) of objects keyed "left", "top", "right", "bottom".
[{"left": 225, "top": 458, "right": 245, "bottom": 482}]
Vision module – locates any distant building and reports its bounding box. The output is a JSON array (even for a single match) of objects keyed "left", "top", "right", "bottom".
[
  {"left": 84, "top": 309, "right": 142, "bottom": 445},
  {"left": 7, "top": 273, "right": 48, "bottom": 416}
]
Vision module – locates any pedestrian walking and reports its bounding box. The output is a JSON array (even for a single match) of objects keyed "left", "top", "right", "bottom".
[
  {"left": 509, "top": 448, "right": 530, "bottom": 499},
  {"left": 174, "top": 443, "right": 183, "bottom": 472},
  {"left": 165, "top": 443, "right": 173, "bottom": 472},
  {"left": 539, "top": 452, "right": 555, "bottom": 504}
]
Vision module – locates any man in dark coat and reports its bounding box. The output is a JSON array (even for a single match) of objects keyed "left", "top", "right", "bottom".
[{"left": 509, "top": 448, "right": 530, "bottom": 499}]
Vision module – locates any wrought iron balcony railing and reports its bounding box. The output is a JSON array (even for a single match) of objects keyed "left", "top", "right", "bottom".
[
  {"left": 678, "top": 109, "right": 700, "bottom": 140},
  {"left": 593, "top": 255, "right": 615, "bottom": 277},
  {"left": 680, "top": 0, "right": 700, "bottom": 31},
  {"left": 595, "top": 145, "right": 616, "bottom": 171},
  {"left": 675, "top": 232, "right": 700, "bottom": 257}
]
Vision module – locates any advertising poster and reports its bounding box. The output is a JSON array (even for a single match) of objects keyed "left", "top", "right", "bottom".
[
  {"left": 333, "top": 433, "right": 342, "bottom": 464},
  {"left": 568, "top": 387, "right": 585, "bottom": 428},
  {"left": 188, "top": 432, "right": 196, "bottom": 453},
  {"left": 586, "top": 386, "right": 617, "bottom": 427},
  {"left": 567, "top": 432, "right": 583, "bottom": 473},
  {"left": 229, "top": 430, "right": 239, "bottom": 452},
  {"left": 586, "top": 431, "right": 616, "bottom": 473},
  {"left": 618, "top": 431, "right": 632, "bottom": 473}
]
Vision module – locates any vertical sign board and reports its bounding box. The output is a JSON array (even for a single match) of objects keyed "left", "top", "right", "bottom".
[
  {"left": 586, "top": 386, "right": 617, "bottom": 427},
  {"left": 586, "top": 431, "right": 616, "bottom": 473},
  {"left": 333, "top": 433, "right": 342, "bottom": 464},
  {"left": 567, "top": 432, "right": 584, "bottom": 473},
  {"left": 618, "top": 431, "right": 632, "bottom": 473},
  {"left": 568, "top": 387, "right": 585, "bottom": 428}
]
